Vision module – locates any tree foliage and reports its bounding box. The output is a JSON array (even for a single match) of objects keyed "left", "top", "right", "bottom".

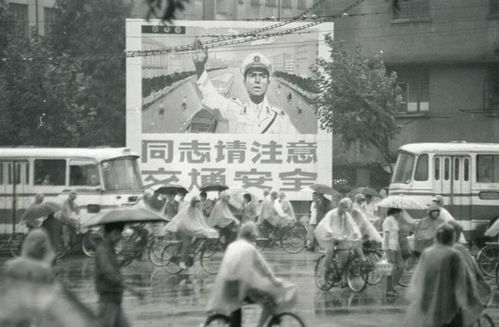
[{"left": 313, "top": 35, "right": 402, "bottom": 165}]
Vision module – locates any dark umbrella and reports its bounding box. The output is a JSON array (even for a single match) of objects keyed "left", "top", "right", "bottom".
[
  {"left": 21, "top": 202, "right": 61, "bottom": 225},
  {"left": 349, "top": 187, "right": 380, "bottom": 198},
  {"left": 309, "top": 184, "right": 342, "bottom": 198},
  {"left": 199, "top": 183, "right": 229, "bottom": 192},
  {"left": 83, "top": 207, "right": 166, "bottom": 227},
  {"left": 151, "top": 183, "right": 188, "bottom": 195}
]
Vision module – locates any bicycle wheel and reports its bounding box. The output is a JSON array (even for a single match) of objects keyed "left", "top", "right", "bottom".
[
  {"left": 161, "top": 242, "right": 183, "bottom": 274},
  {"left": 204, "top": 314, "right": 231, "bottom": 327},
  {"left": 473, "top": 314, "right": 494, "bottom": 327},
  {"left": 314, "top": 255, "right": 335, "bottom": 291},
  {"left": 201, "top": 240, "right": 225, "bottom": 275},
  {"left": 280, "top": 224, "right": 307, "bottom": 254},
  {"left": 365, "top": 250, "right": 382, "bottom": 285},
  {"left": 346, "top": 257, "right": 368, "bottom": 293},
  {"left": 148, "top": 237, "right": 168, "bottom": 267},
  {"left": 477, "top": 245, "right": 499, "bottom": 277},
  {"left": 266, "top": 312, "right": 306, "bottom": 327},
  {"left": 81, "top": 231, "right": 103, "bottom": 257},
  {"left": 8, "top": 233, "right": 25, "bottom": 257},
  {"left": 398, "top": 254, "right": 419, "bottom": 287}
]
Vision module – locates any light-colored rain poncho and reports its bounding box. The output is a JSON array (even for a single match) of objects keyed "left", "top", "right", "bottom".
[
  {"left": 206, "top": 238, "right": 297, "bottom": 315},
  {"left": 314, "top": 208, "right": 361, "bottom": 250},
  {"left": 207, "top": 191, "right": 239, "bottom": 228},
  {"left": 164, "top": 200, "right": 218, "bottom": 239},
  {"left": 406, "top": 244, "right": 485, "bottom": 327},
  {"left": 413, "top": 209, "right": 446, "bottom": 253},
  {"left": 278, "top": 197, "right": 296, "bottom": 221},
  {"left": 351, "top": 204, "right": 382, "bottom": 243}
]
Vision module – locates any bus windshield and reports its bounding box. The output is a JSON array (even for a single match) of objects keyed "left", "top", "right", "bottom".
[
  {"left": 101, "top": 157, "right": 143, "bottom": 191},
  {"left": 392, "top": 152, "right": 415, "bottom": 184}
]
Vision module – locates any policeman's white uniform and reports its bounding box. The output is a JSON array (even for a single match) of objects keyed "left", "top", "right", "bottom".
[{"left": 196, "top": 53, "right": 298, "bottom": 134}]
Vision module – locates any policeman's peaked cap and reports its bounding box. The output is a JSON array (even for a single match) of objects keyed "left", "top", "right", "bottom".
[{"left": 240, "top": 52, "right": 272, "bottom": 77}]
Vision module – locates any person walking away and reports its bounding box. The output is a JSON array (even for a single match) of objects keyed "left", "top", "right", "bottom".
[
  {"left": 164, "top": 197, "right": 218, "bottom": 269},
  {"left": 95, "top": 222, "right": 140, "bottom": 327},
  {"left": 3, "top": 228, "right": 56, "bottom": 284},
  {"left": 242, "top": 193, "right": 258, "bottom": 223},
  {"left": 206, "top": 222, "right": 297, "bottom": 327},
  {"left": 306, "top": 192, "right": 332, "bottom": 251},
  {"left": 315, "top": 198, "right": 361, "bottom": 283},
  {"left": 382, "top": 208, "right": 406, "bottom": 296},
  {"left": 405, "top": 224, "right": 483, "bottom": 327},
  {"left": 413, "top": 204, "right": 446, "bottom": 256}
]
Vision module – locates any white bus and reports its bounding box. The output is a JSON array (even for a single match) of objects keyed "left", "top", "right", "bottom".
[
  {"left": 390, "top": 142, "right": 499, "bottom": 241},
  {"left": 0, "top": 147, "right": 144, "bottom": 235}
]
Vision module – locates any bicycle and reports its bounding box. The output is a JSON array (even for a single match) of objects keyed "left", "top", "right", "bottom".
[
  {"left": 477, "top": 242, "right": 499, "bottom": 277},
  {"left": 313, "top": 244, "right": 369, "bottom": 293},
  {"left": 257, "top": 221, "right": 308, "bottom": 254},
  {"left": 473, "top": 292, "right": 495, "bottom": 327},
  {"left": 160, "top": 237, "right": 224, "bottom": 274},
  {"left": 204, "top": 307, "right": 305, "bottom": 327},
  {"left": 397, "top": 253, "right": 419, "bottom": 287}
]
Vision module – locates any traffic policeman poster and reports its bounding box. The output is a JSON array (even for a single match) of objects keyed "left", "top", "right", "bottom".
[{"left": 126, "top": 19, "right": 333, "bottom": 200}]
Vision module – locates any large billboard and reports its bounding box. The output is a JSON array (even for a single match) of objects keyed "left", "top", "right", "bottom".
[{"left": 126, "top": 19, "right": 333, "bottom": 200}]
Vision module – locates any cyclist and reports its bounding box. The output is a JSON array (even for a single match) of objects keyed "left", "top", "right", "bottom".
[
  {"left": 206, "top": 222, "right": 297, "bottom": 327},
  {"left": 165, "top": 196, "right": 218, "bottom": 269},
  {"left": 352, "top": 194, "right": 382, "bottom": 246},
  {"left": 315, "top": 198, "right": 361, "bottom": 283},
  {"left": 208, "top": 191, "right": 240, "bottom": 246}
]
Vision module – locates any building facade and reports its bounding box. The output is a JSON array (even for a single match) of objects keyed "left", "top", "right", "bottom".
[
  {"left": 5, "top": 0, "right": 56, "bottom": 36},
  {"left": 329, "top": 0, "right": 499, "bottom": 190}
]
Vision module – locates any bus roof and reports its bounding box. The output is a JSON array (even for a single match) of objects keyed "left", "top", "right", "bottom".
[
  {"left": 0, "top": 147, "right": 139, "bottom": 162},
  {"left": 400, "top": 142, "right": 499, "bottom": 155}
]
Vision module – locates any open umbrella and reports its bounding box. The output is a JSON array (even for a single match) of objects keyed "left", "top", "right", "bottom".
[
  {"left": 377, "top": 195, "right": 427, "bottom": 210},
  {"left": 151, "top": 183, "right": 188, "bottom": 195},
  {"left": 199, "top": 183, "right": 229, "bottom": 192},
  {"left": 21, "top": 202, "right": 62, "bottom": 226},
  {"left": 348, "top": 187, "right": 380, "bottom": 198},
  {"left": 308, "top": 184, "right": 342, "bottom": 198},
  {"left": 83, "top": 207, "right": 167, "bottom": 227}
]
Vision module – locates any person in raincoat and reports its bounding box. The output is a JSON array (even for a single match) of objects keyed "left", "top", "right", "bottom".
[
  {"left": 306, "top": 192, "right": 332, "bottom": 251},
  {"left": 405, "top": 224, "right": 484, "bottom": 327},
  {"left": 208, "top": 191, "right": 240, "bottom": 245},
  {"left": 241, "top": 193, "right": 258, "bottom": 223},
  {"left": 352, "top": 194, "right": 383, "bottom": 246},
  {"left": 165, "top": 196, "right": 219, "bottom": 269},
  {"left": 314, "top": 198, "right": 361, "bottom": 282},
  {"left": 413, "top": 204, "right": 446, "bottom": 255},
  {"left": 3, "top": 228, "right": 56, "bottom": 284},
  {"left": 432, "top": 195, "right": 467, "bottom": 244},
  {"left": 200, "top": 191, "right": 215, "bottom": 218},
  {"left": 206, "top": 222, "right": 297, "bottom": 327},
  {"left": 277, "top": 191, "right": 296, "bottom": 222}
]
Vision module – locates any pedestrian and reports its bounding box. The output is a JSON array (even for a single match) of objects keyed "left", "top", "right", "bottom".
[
  {"left": 242, "top": 193, "right": 258, "bottom": 223},
  {"left": 405, "top": 224, "right": 482, "bottom": 327},
  {"left": 21, "top": 193, "right": 45, "bottom": 230},
  {"left": 192, "top": 42, "right": 298, "bottom": 134},
  {"left": 206, "top": 222, "right": 297, "bottom": 327},
  {"left": 59, "top": 190, "right": 80, "bottom": 249},
  {"left": 413, "top": 204, "right": 446, "bottom": 255},
  {"left": 382, "top": 207, "right": 406, "bottom": 296},
  {"left": 3, "top": 228, "right": 55, "bottom": 284},
  {"left": 306, "top": 192, "right": 332, "bottom": 251},
  {"left": 95, "top": 222, "right": 137, "bottom": 327}
]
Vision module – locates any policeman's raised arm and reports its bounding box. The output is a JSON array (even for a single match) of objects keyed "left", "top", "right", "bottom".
[{"left": 192, "top": 40, "right": 208, "bottom": 78}]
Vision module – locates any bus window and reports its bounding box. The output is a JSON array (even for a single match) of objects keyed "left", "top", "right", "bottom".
[
  {"left": 477, "top": 155, "right": 498, "bottom": 183},
  {"left": 464, "top": 158, "right": 469, "bottom": 181},
  {"left": 392, "top": 152, "right": 415, "bottom": 184},
  {"left": 434, "top": 157, "right": 440, "bottom": 180},
  {"left": 444, "top": 158, "right": 450, "bottom": 180},
  {"left": 414, "top": 154, "right": 429, "bottom": 181},
  {"left": 70, "top": 160, "right": 100, "bottom": 186},
  {"left": 454, "top": 158, "right": 459, "bottom": 180},
  {"left": 0, "top": 162, "right": 3, "bottom": 184},
  {"left": 101, "top": 157, "right": 142, "bottom": 191},
  {"left": 34, "top": 159, "right": 66, "bottom": 185},
  {"left": 8, "top": 161, "right": 29, "bottom": 185}
]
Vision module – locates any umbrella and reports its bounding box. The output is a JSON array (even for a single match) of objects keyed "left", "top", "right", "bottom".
[
  {"left": 226, "top": 189, "right": 258, "bottom": 209},
  {"left": 151, "top": 183, "right": 188, "bottom": 195},
  {"left": 348, "top": 187, "right": 380, "bottom": 198},
  {"left": 308, "top": 184, "right": 342, "bottom": 198},
  {"left": 377, "top": 195, "right": 427, "bottom": 210},
  {"left": 199, "top": 183, "right": 229, "bottom": 192},
  {"left": 83, "top": 207, "right": 166, "bottom": 227},
  {"left": 21, "top": 202, "right": 62, "bottom": 225}
]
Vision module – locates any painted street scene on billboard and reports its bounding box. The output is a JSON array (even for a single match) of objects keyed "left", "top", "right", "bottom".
[{"left": 1, "top": 0, "right": 499, "bottom": 327}]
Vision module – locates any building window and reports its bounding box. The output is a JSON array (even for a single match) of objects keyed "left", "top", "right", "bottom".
[
  {"left": 395, "top": 68, "right": 429, "bottom": 113},
  {"left": 297, "top": 0, "right": 307, "bottom": 10},
  {"left": 393, "top": 0, "right": 430, "bottom": 20},
  {"left": 9, "top": 3, "right": 29, "bottom": 36},
  {"left": 44, "top": 7, "right": 57, "bottom": 37},
  {"left": 250, "top": 0, "right": 260, "bottom": 6},
  {"left": 34, "top": 159, "right": 66, "bottom": 185},
  {"left": 491, "top": 0, "right": 499, "bottom": 16},
  {"left": 282, "top": 0, "right": 292, "bottom": 8},
  {"left": 266, "top": 0, "right": 277, "bottom": 7}
]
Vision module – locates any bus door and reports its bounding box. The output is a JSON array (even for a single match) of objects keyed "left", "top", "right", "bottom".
[
  {"left": 433, "top": 156, "right": 452, "bottom": 203},
  {"left": 451, "top": 156, "right": 472, "bottom": 223},
  {"left": 2, "top": 161, "right": 30, "bottom": 234}
]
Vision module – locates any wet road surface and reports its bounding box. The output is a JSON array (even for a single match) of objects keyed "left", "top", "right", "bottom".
[{"left": 3, "top": 249, "right": 499, "bottom": 327}]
